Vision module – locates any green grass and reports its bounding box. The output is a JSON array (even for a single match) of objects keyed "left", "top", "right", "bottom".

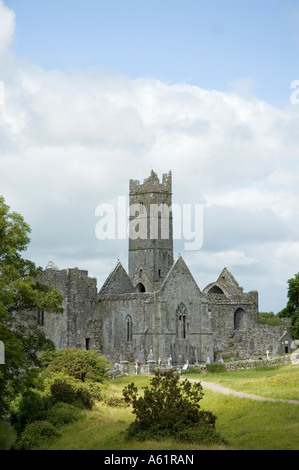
[
  {"left": 187, "top": 363, "right": 299, "bottom": 400},
  {"left": 36, "top": 365, "right": 299, "bottom": 450},
  {"left": 201, "top": 391, "right": 299, "bottom": 450}
]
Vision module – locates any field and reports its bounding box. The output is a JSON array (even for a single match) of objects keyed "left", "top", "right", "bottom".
[{"left": 37, "top": 363, "right": 299, "bottom": 451}]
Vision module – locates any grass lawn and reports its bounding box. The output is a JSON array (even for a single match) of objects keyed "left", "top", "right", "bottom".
[
  {"left": 187, "top": 363, "right": 299, "bottom": 400},
  {"left": 38, "top": 364, "right": 299, "bottom": 451}
]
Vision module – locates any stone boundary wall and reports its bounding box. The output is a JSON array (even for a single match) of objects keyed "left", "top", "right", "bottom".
[
  {"left": 224, "top": 355, "right": 291, "bottom": 370},
  {"left": 113, "top": 355, "right": 293, "bottom": 377}
]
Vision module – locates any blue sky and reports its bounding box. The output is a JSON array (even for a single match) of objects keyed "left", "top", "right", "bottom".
[
  {"left": 1, "top": 0, "right": 299, "bottom": 314},
  {"left": 5, "top": 0, "right": 299, "bottom": 106}
]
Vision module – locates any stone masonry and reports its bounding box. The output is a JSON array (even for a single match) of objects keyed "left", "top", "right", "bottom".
[{"left": 37, "top": 171, "right": 293, "bottom": 364}]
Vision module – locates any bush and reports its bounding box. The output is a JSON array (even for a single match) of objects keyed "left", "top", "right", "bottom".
[
  {"left": 74, "top": 385, "right": 94, "bottom": 409},
  {"left": 206, "top": 363, "right": 227, "bottom": 373},
  {"left": 43, "top": 348, "right": 109, "bottom": 383},
  {"left": 184, "top": 366, "right": 202, "bottom": 374},
  {"left": 13, "top": 420, "right": 60, "bottom": 450},
  {"left": 46, "top": 402, "right": 83, "bottom": 426},
  {"left": 104, "top": 395, "right": 127, "bottom": 407},
  {"left": 9, "top": 390, "right": 52, "bottom": 435},
  {"left": 50, "top": 380, "right": 77, "bottom": 404},
  {"left": 123, "top": 369, "right": 222, "bottom": 443},
  {"left": 84, "top": 381, "right": 103, "bottom": 401},
  {"left": 176, "top": 422, "right": 225, "bottom": 445},
  {"left": 50, "top": 379, "right": 94, "bottom": 409}
]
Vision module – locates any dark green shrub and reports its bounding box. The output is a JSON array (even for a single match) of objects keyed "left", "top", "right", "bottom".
[
  {"left": 206, "top": 363, "right": 227, "bottom": 373},
  {"left": 123, "top": 369, "right": 221, "bottom": 443},
  {"left": 74, "top": 385, "right": 94, "bottom": 409},
  {"left": 10, "top": 391, "right": 51, "bottom": 435},
  {"left": 176, "top": 422, "right": 225, "bottom": 444},
  {"left": 43, "top": 348, "right": 109, "bottom": 382},
  {"left": 84, "top": 381, "right": 103, "bottom": 401},
  {"left": 184, "top": 366, "right": 200, "bottom": 374},
  {"left": 50, "top": 380, "right": 77, "bottom": 405},
  {"left": 105, "top": 395, "right": 127, "bottom": 407},
  {"left": 46, "top": 402, "right": 83, "bottom": 426},
  {"left": 13, "top": 420, "right": 59, "bottom": 450},
  {"left": 50, "top": 379, "right": 94, "bottom": 409}
]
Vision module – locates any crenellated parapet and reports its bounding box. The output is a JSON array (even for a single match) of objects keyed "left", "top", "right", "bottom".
[{"left": 129, "top": 170, "right": 172, "bottom": 195}]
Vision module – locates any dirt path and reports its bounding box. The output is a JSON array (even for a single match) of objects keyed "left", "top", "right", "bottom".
[{"left": 184, "top": 378, "right": 299, "bottom": 405}]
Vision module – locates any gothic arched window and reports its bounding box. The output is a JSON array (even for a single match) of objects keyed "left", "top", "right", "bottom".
[
  {"left": 176, "top": 303, "right": 187, "bottom": 339},
  {"left": 126, "top": 315, "right": 133, "bottom": 342}
]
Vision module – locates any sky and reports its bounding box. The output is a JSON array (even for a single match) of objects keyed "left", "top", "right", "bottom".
[{"left": 1, "top": 0, "right": 299, "bottom": 313}]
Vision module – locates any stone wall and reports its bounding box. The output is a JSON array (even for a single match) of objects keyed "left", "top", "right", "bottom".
[
  {"left": 39, "top": 266, "right": 100, "bottom": 350},
  {"left": 36, "top": 263, "right": 293, "bottom": 365},
  {"left": 98, "top": 292, "right": 155, "bottom": 363}
]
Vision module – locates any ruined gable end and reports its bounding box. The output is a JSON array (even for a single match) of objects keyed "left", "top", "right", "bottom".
[
  {"left": 99, "top": 261, "right": 135, "bottom": 295},
  {"left": 160, "top": 255, "right": 201, "bottom": 296}
]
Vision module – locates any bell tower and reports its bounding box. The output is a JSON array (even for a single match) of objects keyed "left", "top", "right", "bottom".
[{"left": 128, "top": 170, "right": 173, "bottom": 290}]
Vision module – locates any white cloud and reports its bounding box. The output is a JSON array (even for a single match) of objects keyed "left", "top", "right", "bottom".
[
  {"left": 275, "top": 241, "right": 299, "bottom": 268},
  {"left": 212, "top": 250, "right": 257, "bottom": 267},
  {"left": 205, "top": 187, "right": 299, "bottom": 221}
]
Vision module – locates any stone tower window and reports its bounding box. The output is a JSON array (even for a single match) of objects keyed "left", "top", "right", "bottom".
[
  {"left": 176, "top": 302, "right": 187, "bottom": 339},
  {"left": 126, "top": 315, "right": 133, "bottom": 342}
]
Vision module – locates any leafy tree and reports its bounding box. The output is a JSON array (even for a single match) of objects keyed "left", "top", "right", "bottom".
[
  {"left": 278, "top": 273, "right": 299, "bottom": 338},
  {"left": 123, "top": 369, "right": 221, "bottom": 443},
  {"left": 259, "top": 312, "right": 286, "bottom": 326},
  {"left": 0, "top": 196, "right": 63, "bottom": 414},
  {"left": 42, "top": 348, "right": 109, "bottom": 383}
]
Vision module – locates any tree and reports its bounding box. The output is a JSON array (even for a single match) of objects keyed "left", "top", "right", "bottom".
[
  {"left": 123, "top": 369, "right": 222, "bottom": 444},
  {"left": 259, "top": 312, "right": 286, "bottom": 326},
  {"left": 278, "top": 272, "right": 299, "bottom": 338},
  {"left": 41, "top": 348, "right": 109, "bottom": 383},
  {"left": 0, "top": 196, "right": 63, "bottom": 414}
]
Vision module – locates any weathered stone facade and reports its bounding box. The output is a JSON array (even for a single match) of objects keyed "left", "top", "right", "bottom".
[{"left": 38, "top": 171, "right": 293, "bottom": 364}]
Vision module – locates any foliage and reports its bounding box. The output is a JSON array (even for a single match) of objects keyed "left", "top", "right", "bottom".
[
  {"left": 50, "top": 379, "right": 94, "bottom": 409},
  {"left": 10, "top": 366, "right": 298, "bottom": 451},
  {"left": 0, "top": 196, "right": 63, "bottom": 414},
  {"left": 278, "top": 272, "right": 299, "bottom": 338},
  {"left": 176, "top": 421, "right": 224, "bottom": 444},
  {"left": 259, "top": 311, "right": 287, "bottom": 326},
  {"left": 41, "top": 348, "right": 109, "bottom": 383},
  {"left": 46, "top": 402, "right": 83, "bottom": 426},
  {"left": 9, "top": 390, "right": 52, "bottom": 435},
  {"left": 123, "top": 369, "right": 223, "bottom": 443},
  {"left": 8, "top": 350, "right": 104, "bottom": 438},
  {"left": 206, "top": 363, "right": 227, "bottom": 373},
  {"left": 104, "top": 395, "right": 127, "bottom": 407},
  {"left": 12, "top": 420, "right": 60, "bottom": 450}
]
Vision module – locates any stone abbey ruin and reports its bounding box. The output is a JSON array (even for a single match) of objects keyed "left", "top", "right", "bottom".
[{"left": 37, "top": 170, "right": 293, "bottom": 365}]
